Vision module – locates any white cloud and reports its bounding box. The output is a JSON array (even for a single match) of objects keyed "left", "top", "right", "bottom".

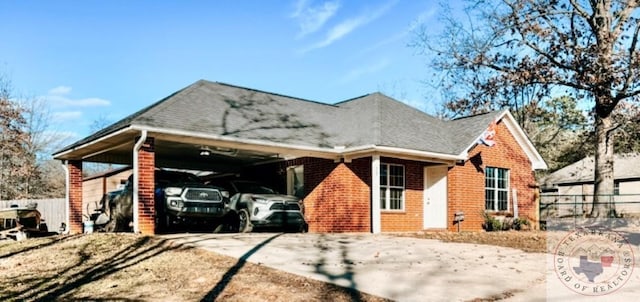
[
  {"left": 302, "top": 0, "right": 398, "bottom": 53},
  {"left": 360, "top": 7, "right": 438, "bottom": 55},
  {"left": 42, "top": 86, "right": 111, "bottom": 107},
  {"left": 52, "top": 111, "right": 83, "bottom": 122},
  {"left": 291, "top": 0, "right": 340, "bottom": 38},
  {"left": 340, "top": 58, "right": 390, "bottom": 83},
  {"left": 46, "top": 95, "right": 111, "bottom": 107},
  {"left": 48, "top": 86, "right": 72, "bottom": 95}
]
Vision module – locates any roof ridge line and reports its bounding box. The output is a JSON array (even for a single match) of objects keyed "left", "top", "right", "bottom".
[{"left": 213, "top": 81, "right": 338, "bottom": 107}]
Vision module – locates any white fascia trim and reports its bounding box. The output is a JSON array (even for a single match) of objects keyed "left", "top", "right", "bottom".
[
  {"left": 57, "top": 124, "right": 468, "bottom": 163},
  {"left": 132, "top": 125, "right": 338, "bottom": 157},
  {"left": 342, "top": 145, "right": 467, "bottom": 162},
  {"left": 53, "top": 126, "right": 136, "bottom": 159}
]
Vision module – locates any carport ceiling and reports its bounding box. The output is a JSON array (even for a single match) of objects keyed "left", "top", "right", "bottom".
[{"left": 83, "top": 136, "right": 281, "bottom": 173}]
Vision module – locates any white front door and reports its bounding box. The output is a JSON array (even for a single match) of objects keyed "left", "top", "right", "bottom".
[{"left": 424, "top": 166, "right": 448, "bottom": 229}]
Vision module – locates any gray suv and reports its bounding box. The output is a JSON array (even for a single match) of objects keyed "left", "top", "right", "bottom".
[
  {"left": 105, "top": 170, "right": 231, "bottom": 232},
  {"left": 217, "top": 180, "right": 307, "bottom": 233}
]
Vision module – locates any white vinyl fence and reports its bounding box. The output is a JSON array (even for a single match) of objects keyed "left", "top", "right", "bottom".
[{"left": 0, "top": 198, "right": 66, "bottom": 233}]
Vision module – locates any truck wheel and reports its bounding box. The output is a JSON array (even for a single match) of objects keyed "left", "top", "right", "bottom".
[{"left": 238, "top": 209, "right": 253, "bottom": 233}]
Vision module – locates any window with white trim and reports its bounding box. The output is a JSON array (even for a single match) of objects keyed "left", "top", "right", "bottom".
[
  {"left": 485, "top": 167, "right": 509, "bottom": 211},
  {"left": 380, "top": 163, "right": 404, "bottom": 210}
]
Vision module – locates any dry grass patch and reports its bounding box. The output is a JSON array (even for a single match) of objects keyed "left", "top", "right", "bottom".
[
  {"left": 395, "top": 230, "right": 547, "bottom": 253},
  {"left": 0, "top": 233, "right": 391, "bottom": 302}
]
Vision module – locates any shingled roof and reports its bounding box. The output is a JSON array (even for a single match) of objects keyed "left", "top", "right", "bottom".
[
  {"left": 542, "top": 153, "right": 640, "bottom": 187},
  {"left": 54, "top": 79, "right": 545, "bottom": 169}
]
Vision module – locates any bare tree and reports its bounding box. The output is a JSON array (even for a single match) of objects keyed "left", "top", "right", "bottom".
[
  {"left": 0, "top": 76, "right": 30, "bottom": 200},
  {"left": 18, "top": 97, "right": 72, "bottom": 197},
  {"left": 415, "top": 0, "right": 640, "bottom": 217},
  {"left": 0, "top": 73, "right": 69, "bottom": 199}
]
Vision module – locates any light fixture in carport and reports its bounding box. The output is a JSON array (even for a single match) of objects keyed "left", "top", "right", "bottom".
[
  {"left": 199, "top": 147, "right": 212, "bottom": 157},
  {"left": 198, "top": 146, "right": 239, "bottom": 157}
]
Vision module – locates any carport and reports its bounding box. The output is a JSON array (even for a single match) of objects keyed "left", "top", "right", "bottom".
[{"left": 53, "top": 124, "right": 340, "bottom": 234}]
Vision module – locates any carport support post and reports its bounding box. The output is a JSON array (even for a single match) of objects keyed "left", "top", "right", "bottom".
[
  {"left": 67, "top": 160, "right": 83, "bottom": 234},
  {"left": 133, "top": 134, "right": 155, "bottom": 235},
  {"left": 371, "top": 155, "right": 381, "bottom": 233}
]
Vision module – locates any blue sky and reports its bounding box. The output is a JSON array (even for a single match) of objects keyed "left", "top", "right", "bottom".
[{"left": 0, "top": 0, "right": 445, "bottom": 144}]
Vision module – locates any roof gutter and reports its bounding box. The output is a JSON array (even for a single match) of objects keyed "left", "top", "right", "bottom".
[
  {"left": 56, "top": 124, "right": 469, "bottom": 165},
  {"left": 131, "top": 125, "right": 337, "bottom": 157},
  {"left": 134, "top": 126, "right": 467, "bottom": 163},
  {"left": 53, "top": 126, "right": 135, "bottom": 159},
  {"left": 341, "top": 145, "right": 467, "bottom": 162},
  {"left": 132, "top": 130, "right": 147, "bottom": 234}
]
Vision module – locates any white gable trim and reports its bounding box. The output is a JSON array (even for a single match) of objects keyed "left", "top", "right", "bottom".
[
  {"left": 500, "top": 111, "right": 547, "bottom": 170},
  {"left": 460, "top": 110, "right": 547, "bottom": 170}
]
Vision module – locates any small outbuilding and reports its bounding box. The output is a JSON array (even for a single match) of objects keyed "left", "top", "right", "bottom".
[
  {"left": 53, "top": 80, "right": 547, "bottom": 234},
  {"left": 540, "top": 153, "right": 640, "bottom": 216}
]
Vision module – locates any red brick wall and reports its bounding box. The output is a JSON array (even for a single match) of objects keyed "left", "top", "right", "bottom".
[
  {"left": 303, "top": 158, "right": 371, "bottom": 232},
  {"left": 243, "top": 157, "right": 372, "bottom": 233},
  {"left": 247, "top": 157, "right": 430, "bottom": 232},
  {"left": 285, "top": 157, "right": 426, "bottom": 233},
  {"left": 68, "top": 160, "right": 83, "bottom": 234},
  {"left": 380, "top": 158, "right": 425, "bottom": 232},
  {"left": 447, "top": 121, "right": 538, "bottom": 231},
  {"left": 137, "top": 137, "right": 155, "bottom": 235}
]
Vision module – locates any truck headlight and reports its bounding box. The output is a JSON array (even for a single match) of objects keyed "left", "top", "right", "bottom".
[
  {"left": 168, "top": 199, "right": 183, "bottom": 208},
  {"left": 221, "top": 190, "right": 230, "bottom": 198},
  {"left": 164, "top": 187, "right": 182, "bottom": 196}
]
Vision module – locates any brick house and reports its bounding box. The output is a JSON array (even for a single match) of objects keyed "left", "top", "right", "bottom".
[{"left": 53, "top": 80, "right": 547, "bottom": 234}]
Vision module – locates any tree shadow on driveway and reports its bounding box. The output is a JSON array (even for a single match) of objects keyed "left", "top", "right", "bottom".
[
  {"left": 311, "top": 234, "right": 365, "bottom": 302},
  {"left": 200, "top": 233, "right": 283, "bottom": 301}
]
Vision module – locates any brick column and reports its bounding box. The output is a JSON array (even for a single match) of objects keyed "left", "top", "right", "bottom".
[
  {"left": 137, "top": 136, "right": 155, "bottom": 235},
  {"left": 68, "top": 160, "right": 83, "bottom": 234}
]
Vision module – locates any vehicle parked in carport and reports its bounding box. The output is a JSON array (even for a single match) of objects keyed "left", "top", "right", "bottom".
[
  {"left": 214, "top": 180, "right": 307, "bottom": 233},
  {"left": 103, "top": 169, "right": 232, "bottom": 232}
]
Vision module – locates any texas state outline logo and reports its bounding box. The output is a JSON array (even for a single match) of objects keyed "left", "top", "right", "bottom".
[{"left": 553, "top": 228, "right": 635, "bottom": 296}]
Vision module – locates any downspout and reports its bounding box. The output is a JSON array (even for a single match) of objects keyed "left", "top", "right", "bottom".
[
  {"left": 132, "top": 130, "right": 147, "bottom": 234},
  {"left": 61, "top": 160, "right": 70, "bottom": 234}
]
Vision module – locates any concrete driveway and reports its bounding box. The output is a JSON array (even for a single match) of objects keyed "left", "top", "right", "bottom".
[
  {"left": 161, "top": 232, "right": 549, "bottom": 301},
  {"left": 162, "top": 232, "right": 640, "bottom": 301}
]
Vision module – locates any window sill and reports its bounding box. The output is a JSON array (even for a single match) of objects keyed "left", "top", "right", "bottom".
[
  {"left": 381, "top": 210, "right": 406, "bottom": 214},
  {"left": 484, "top": 210, "right": 511, "bottom": 216}
]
